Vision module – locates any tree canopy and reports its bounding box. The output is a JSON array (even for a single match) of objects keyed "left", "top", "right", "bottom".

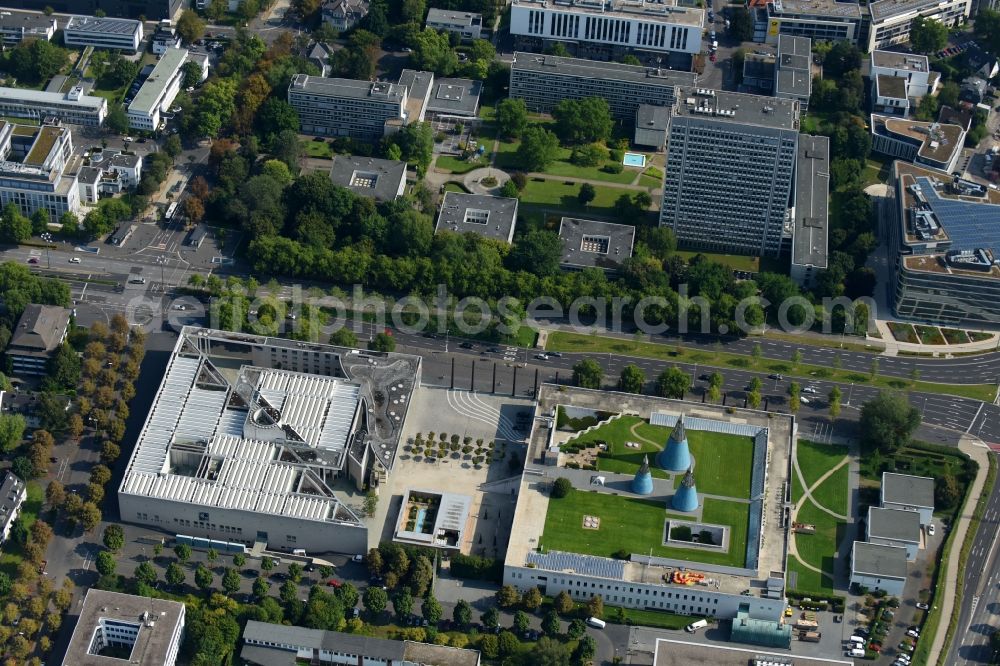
[{"left": 859, "top": 391, "right": 920, "bottom": 454}]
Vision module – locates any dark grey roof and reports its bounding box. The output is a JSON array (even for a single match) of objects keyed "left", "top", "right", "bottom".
[
  {"left": 239, "top": 644, "right": 295, "bottom": 666},
  {"left": 9, "top": 304, "right": 70, "bottom": 353},
  {"left": 436, "top": 192, "right": 518, "bottom": 243},
  {"left": 78, "top": 166, "right": 102, "bottom": 183},
  {"left": 792, "top": 134, "right": 829, "bottom": 270},
  {"left": 882, "top": 473, "right": 934, "bottom": 509},
  {"left": 426, "top": 7, "right": 482, "bottom": 27},
  {"left": 868, "top": 506, "right": 920, "bottom": 543},
  {"left": 876, "top": 74, "right": 908, "bottom": 100},
  {"left": 636, "top": 104, "right": 670, "bottom": 131},
  {"left": 425, "top": 78, "right": 482, "bottom": 117},
  {"left": 673, "top": 87, "right": 799, "bottom": 130},
  {"left": 64, "top": 15, "right": 142, "bottom": 35},
  {"left": 108, "top": 152, "right": 141, "bottom": 169},
  {"left": 329, "top": 155, "right": 406, "bottom": 202},
  {"left": 939, "top": 105, "right": 972, "bottom": 131},
  {"left": 525, "top": 550, "right": 627, "bottom": 579},
  {"left": 852, "top": 541, "right": 907, "bottom": 579},
  {"left": 558, "top": 217, "right": 635, "bottom": 271},
  {"left": 0, "top": 14, "right": 55, "bottom": 33},
  {"left": 776, "top": 68, "right": 810, "bottom": 99},
  {"left": 289, "top": 74, "right": 405, "bottom": 103}
]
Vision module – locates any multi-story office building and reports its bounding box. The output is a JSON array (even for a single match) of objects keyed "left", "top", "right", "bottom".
[
  {"left": 870, "top": 115, "right": 965, "bottom": 173},
  {"left": 5, "top": 0, "right": 182, "bottom": 20},
  {"left": 790, "top": 134, "right": 829, "bottom": 287},
  {"left": 64, "top": 15, "right": 144, "bottom": 52},
  {"left": 885, "top": 161, "right": 1000, "bottom": 326},
  {"left": 774, "top": 34, "right": 811, "bottom": 111},
  {"left": 289, "top": 75, "right": 408, "bottom": 140},
  {"left": 659, "top": 88, "right": 800, "bottom": 257},
  {"left": 509, "top": 52, "right": 695, "bottom": 120},
  {"left": 7, "top": 304, "right": 71, "bottom": 375},
  {"left": 62, "top": 590, "right": 185, "bottom": 666},
  {"left": 425, "top": 8, "right": 483, "bottom": 41},
  {"left": 757, "top": 0, "right": 864, "bottom": 45},
  {"left": 0, "top": 86, "right": 107, "bottom": 127},
  {"left": 0, "top": 14, "right": 56, "bottom": 46},
  {"left": 510, "top": 0, "right": 703, "bottom": 60},
  {"left": 0, "top": 121, "right": 84, "bottom": 221},
  {"left": 127, "top": 48, "right": 187, "bottom": 131},
  {"left": 867, "top": 0, "right": 971, "bottom": 52},
  {"left": 869, "top": 51, "right": 939, "bottom": 116}
]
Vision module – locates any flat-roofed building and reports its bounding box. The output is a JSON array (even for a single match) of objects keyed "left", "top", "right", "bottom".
[
  {"left": 7, "top": 304, "right": 71, "bottom": 376},
  {"left": 774, "top": 34, "right": 811, "bottom": 111},
  {"left": 64, "top": 15, "right": 144, "bottom": 52},
  {"left": 742, "top": 53, "right": 776, "bottom": 93},
  {"left": 4, "top": 0, "right": 182, "bottom": 20},
  {"left": 509, "top": 52, "right": 695, "bottom": 120},
  {"left": 117, "top": 327, "right": 422, "bottom": 553},
  {"left": 791, "top": 134, "right": 829, "bottom": 287},
  {"left": 241, "top": 621, "right": 481, "bottom": 666},
  {"left": 870, "top": 115, "right": 965, "bottom": 173},
  {"left": 850, "top": 541, "right": 907, "bottom": 596},
  {"left": 329, "top": 155, "right": 407, "bottom": 201},
  {"left": 510, "top": 0, "right": 704, "bottom": 59},
  {"left": 0, "top": 472, "right": 27, "bottom": 546},
  {"left": 660, "top": 88, "right": 800, "bottom": 257},
  {"left": 151, "top": 19, "right": 180, "bottom": 54},
  {"left": 62, "top": 590, "right": 185, "bottom": 666},
  {"left": 886, "top": 161, "right": 1000, "bottom": 326},
  {"left": 0, "top": 86, "right": 107, "bottom": 126},
  {"left": 425, "top": 8, "right": 483, "bottom": 41},
  {"left": 127, "top": 47, "right": 187, "bottom": 131},
  {"left": 761, "top": 0, "right": 864, "bottom": 45},
  {"left": 558, "top": 217, "right": 635, "bottom": 271},
  {"left": 0, "top": 121, "right": 84, "bottom": 221},
  {"left": 867, "top": 506, "right": 921, "bottom": 560},
  {"left": 424, "top": 77, "right": 482, "bottom": 119},
  {"left": 867, "top": 0, "right": 971, "bottom": 52},
  {"left": 289, "top": 74, "right": 409, "bottom": 140},
  {"left": 0, "top": 14, "right": 56, "bottom": 45},
  {"left": 435, "top": 191, "right": 519, "bottom": 243},
  {"left": 881, "top": 472, "right": 935, "bottom": 524},
  {"left": 634, "top": 103, "right": 670, "bottom": 148},
  {"left": 871, "top": 50, "right": 938, "bottom": 100}
]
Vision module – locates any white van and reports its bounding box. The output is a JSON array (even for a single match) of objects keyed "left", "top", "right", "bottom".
[
  {"left": 685, "top": 619, "right": 709, "bottom": 633},
  {"left": 845, "top": 647, "right": 865, "bottom": 657},
  {"left": 586, "top": 617, "right": 606, "bottom": 629},
  {"left": 292, "top": 548, "right": 307, "bottom": 556}
]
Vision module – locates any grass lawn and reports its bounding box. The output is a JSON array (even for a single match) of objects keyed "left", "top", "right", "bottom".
[
  {"left": 544, "top": 330, "right": 997, "bottom": 402},
  {"left": 541, "top": 488, "right": 748, "bottom": 567},
  {"left": 435, "top": 154, "right": 485, "bottom": 174},
  {"left": 942, "top": 328, "right": 969, "bottom": 344},
  {"left": 443, "top": 181, "right": 470, "bottom": 193},
  {"left": 793, "top": 499, "right": 843, "bottom": 592},
  {"left": 970, "top": 331, "right": 993, "bottom": 342},
  {"left": 675, "top": 250, "right": 760, "bottom": 272},
  {"left": 566, "top": 415, "right": 670, "bottom": 479},
  {"left": 861, "top": 156, "right": 891, "bottom": 187},
  {"left": 811, "top": 462, "right": 849, "bottom": 517},
  {"left": 787, "top": 555, "right": 834, "bottom": 596},
  {"left": 0, "top": 482, "right": 43, "bottom": 578},
  {"left": 639, "top": 174, "right": 662, "bottom": 188},
  {"left": 915, "top": 325, "right": 946, "bottom": 345},
  {"left": 887, "top": 321, "right": 918, "bottom": 344},
  {"left": 796, "top": 441, "right": 849, "bottom": 491},
  {"left": 302, "top": 139, "right": 333, "bottom": 159},
  {"left": 494, "top": 137, "right": 642, "bottom": 184},
  {"left": 518, "top": 178, "right": 627, "bottom": 221}
]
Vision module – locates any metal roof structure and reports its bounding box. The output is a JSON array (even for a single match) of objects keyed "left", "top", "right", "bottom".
[
  {"left": 526, "top": 550, "right": 627, "bottom": 579},
  {"left": 868, "top": 506, "right": 921, "bottom": 543}
]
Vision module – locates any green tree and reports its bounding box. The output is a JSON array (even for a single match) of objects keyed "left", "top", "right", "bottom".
[
  {"left": 553, "top": 590, "right": 574, "bottom": 615},
  {"left": 828, "top": 386, "right": 842, "bottom": 420},
  {"left": 182, "top": 60, "right": 203, "bottom": 89},
  {"left": 513, "top": 609, "right": 530, "bottom": 634},
  {"left": 46, "top": 344, "right": 81, "bottom": 390},
  {"left": 495, "top": 98, "right": 528, "bottom": 139},
  {"left": 542, "top": 609, "right": 561, "bottom": 637},
  {"left": 480, "top": 633, "right": 499, "bottom": 658},
  {"left": 175, "top": 543, "right": 192, "bottom": 563},
  {"left": 0, "top": 414, "right": 27, "bottom": 453},
  {"left": 572, "top": 359, "right": 603, "bottom": 389},
  {"left": 102, "top": 525, "right": 125, "bottom": 552},
  {"left": 747, "top": 390, "right": 762, "bottom": 410},
  {"left": 497, "top": 584, "right": 520, "bottom": 608},
  {"left": 166, "top": 562, "right": 186, "bottom": 588},
  {"left": 567, "top": 618, "right": 586, "bottom": 639},
  {"left": 791, "top": 349, "right": 802, "bottom": 368},
  {"left": 482, "top": 605, "right": 501, "bottom": 629},
  {"left": 194, "top": 565, "right": 213, "bottom": 592},
  {"left": 534, "top": 636, "right": 570, "bottom": 666},
  {"left": 788, "top": 382, "right": 801, "bottom": 413},
  {"left": 329, "top": 327, "right": 359, "bottom": 347},
  {"left": 163, "top": 134, "right": 183, "bottom": 160},
  {"left": 859, "top": 391, "right": 920, "bottom": 454},
  {"left": 552, "top": 97, "right": 613, "bottom": 144},
  {"left": 364, "top": 491, "right": 378, "bottom": 517},
  {"left": 369, "top": 332, "right": 396, "bottom": 352},
  {"left": 95, "top": 550, "right": 116, "bottom": 576},
  {"left": 522, "top": 586, "right": 543, "bottom": 610},
  {"left": 279, "top": 579, "right": 298, "bottom": 604},
  {"left": 421, "top": 594, "right": 443, "bottom": 623},
  {"left": 0, "top": 203, "right": 32, "bottom": 243},
  {"left": 573, "top": 635, "right": 597, "bottom": 663},
  {"left": 453, "top": 599, "right": 472, "bottom": 628},
  {"left": 618, "top": 364, "right": 645, "bottom": 394},
  {"left": 509, "top": 229, "right": 563, "bottom": 277},
  {"left": 727, "top": 7, "right": 754, "bottom": 41},
  {"left": 751, "top": 343, "right": 763, "bottom": 366},
  {"left": 105, "top": 105, "right": 129, "bottom": 135},
  {"left": 411, "top": 28, "right": 459, "bottom": 75},
  {"left": 135, "top": 561, "right": 157, "bottom": 586},
  {"left": 586, "top": 595, "right": 604, "bottom": 618},
  {"left": 656, "top": 367, "right": 689, "bottom": 399},
  {"left": 364, "top": 586, "right": 388, "bottom": 615},
  {"left": 909, "top": 17, "right": 948, "bottom": 53},
  {"left": 206, "top": 548, "right": 218, "bottom": 565},
  {"left": 578, "top": 182, "right": 596, "bottom": 205},
  {"left": 222, "top": 567, "right": 241, "bottom": 595},
  {"left": 287, "top": 563, "right": 303, "bottom": 583},
  {"left": 515, "top": 125, "right": 560, "bottom": 172},
  {"left": 393, "top": 589, "right": 413, "bottom": 621},
  {"left": 499, "top": 630, "right": 520, "bottom": 656},
  {"left": 176, "top": 9, "right": 206, "bottom": 43}
]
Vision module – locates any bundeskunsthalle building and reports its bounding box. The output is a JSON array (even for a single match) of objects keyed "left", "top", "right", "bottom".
[
  {"left": 509, "top": 51, "right": 695, "bottom": 120},
  {"left": 659, "top": 88, "right": 800, "bottom": 258}
]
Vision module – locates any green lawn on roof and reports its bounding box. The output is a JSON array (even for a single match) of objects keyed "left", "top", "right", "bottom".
[{"left": 540, "top": 488, "right": 749, "bottom": 568}]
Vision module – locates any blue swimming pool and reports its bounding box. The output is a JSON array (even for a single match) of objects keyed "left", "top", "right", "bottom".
[
  {"left": 415, "top": 508, "right": 428, "bottom": 532},
  {"left": 623, "top": 152, "right": 647, "bottom": 168}
]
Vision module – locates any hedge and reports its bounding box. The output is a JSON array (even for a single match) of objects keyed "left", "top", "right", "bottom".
[{"left": 449, "top": 553, "right": 503, "bottom": 582}]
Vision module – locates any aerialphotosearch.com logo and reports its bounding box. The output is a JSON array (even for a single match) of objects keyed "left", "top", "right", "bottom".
[{"left": 124, "top": 283, "right": 877, "bottom": 342}]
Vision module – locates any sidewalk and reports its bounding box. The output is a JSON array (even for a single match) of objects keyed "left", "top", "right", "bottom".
[
  {"left": 925, "top": 435, "right": 991, "bottom": 665},
  {"left": 872, "top": 319, "right": 999, "bottom": 356}
]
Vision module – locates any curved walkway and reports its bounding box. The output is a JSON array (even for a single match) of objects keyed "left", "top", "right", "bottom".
[
  {"left": 627, "top": 421, "right": 662, "bottom": 448},
  {"left": 461, "top": 167, "right": 510, "bottom": 195},
  {"left": 788, "top": 454, "right": 850, "bottom": 581}
]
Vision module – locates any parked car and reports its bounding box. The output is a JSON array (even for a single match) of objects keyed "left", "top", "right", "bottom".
[
  {"left": 915, "top": 602, "right": 929, "bottom": 610},
  {"left": 906, "top": 629, "right": 920, "bottom": 638},
  {"left": 768, "top": 373, "right": 783, "bottom": 380},
  {"left": 459, "top": 342, "right": 475, "bottom": 349},
  {"left": 69, "top": 257, "right": 81, "bottom": 263},
  {"left": 534, "top": 353, "right": 549, "bottom": 360},
  {"left": 326, "top": 579, "right": 342, "bottom": 588},
  {"left": 928, "top": 524, "right": 936, "bottom": 536}
]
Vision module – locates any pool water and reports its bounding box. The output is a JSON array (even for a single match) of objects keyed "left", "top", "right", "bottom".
[
  {"left": 623, "top": 152, "right": 647, "bottom": 168},
  {"left": 415, "top": 507, "right": 428, "bottom": 532}
]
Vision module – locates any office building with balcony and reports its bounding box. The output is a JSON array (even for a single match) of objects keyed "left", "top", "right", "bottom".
[
  {"left": 0, "top": 86, "right": 107, "bottom": 127},
  {"left": 870, "top": 115, "right": 965, "bottom": 173},
  {"left": 885, "top": 161, "right": 1000, "bottom": 326},
  {"left": 659, "top": 88, "right": 800, "bottom": 257},
  {"left": 0, "top": 14, "right": 56, "bottom": 45},
  {"left": 64, "top": 15, "right": 144, "bottom": 52},
  {"left": 867, "top": 0, "right": 971, "bottom": 52},
  {"left": 0, "top": 121, "right": 84, "bottom": 221},
  {"left": 510, "top": 0, "right": 704, "bottom": 63},
  {"left": 425, "top": 8, "right": 483, "bottom": 41},
  {"left": 127, "top": 47, "right": 187, "bottom": 131},
  {"left": 757, "top": 0, "right": 864, "bottom": 45},
  {"left": 509, "top": 52, "right": 695, "bottom": 120}
]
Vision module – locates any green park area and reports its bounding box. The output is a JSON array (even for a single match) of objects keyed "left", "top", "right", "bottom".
[
  {"left": 787, "top": 441, "right": 849, "bottom": 596},
  {"left": 561, "top": 415, "right": 754, "bottom": 498},
  {"left": 541, "top": 487, "right": 749, "bottom": 568},
  {"left": 545, "top": 330, "right": 997, "bottom": 403}
]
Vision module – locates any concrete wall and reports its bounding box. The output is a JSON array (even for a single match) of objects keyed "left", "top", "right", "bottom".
[
  {"left": 118, "top": 493, "right": 369, "bottom": 555},
  {"left": 850, "top": 571, "right": 905, "bottom": 597}
]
